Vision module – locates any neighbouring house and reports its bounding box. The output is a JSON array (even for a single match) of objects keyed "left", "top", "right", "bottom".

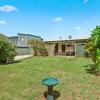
[
  {"left": 45, "top": 38, "right": 88, "bottom": 57},
  {"left": 8, "top": 33, "right": 43, "bottom": 55}
]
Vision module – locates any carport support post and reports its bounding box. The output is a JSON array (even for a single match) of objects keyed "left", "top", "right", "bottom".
[
  {"left": 58, "top": 44, "right": 62, "bottom": 55},
  {"left": 69, "top": 44, "right": 71, "bottom": 61},
  {"left": 68, "top": 35, "right": 72, "bottom": 61}
]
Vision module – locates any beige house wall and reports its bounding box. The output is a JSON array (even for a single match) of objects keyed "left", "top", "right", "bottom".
[{"left": 46, "top": 44, "right": 55, "bottom": 56}]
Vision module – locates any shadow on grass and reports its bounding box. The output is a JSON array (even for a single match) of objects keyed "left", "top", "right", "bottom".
[
  {"left": 0, "top": 60, "right": 21, "bottom": 66},
  {"left": 84, "top": 64, "right": 100, "bottom": 76},
  {"left": 44, "top": 90, "right": 60, "bottom": 100}
]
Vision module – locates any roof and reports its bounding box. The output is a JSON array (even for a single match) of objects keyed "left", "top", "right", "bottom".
[
  {"left": 18, "top": 33, "right": 42, "bottom": 39},
  {"left": 8, "top": 36, "right": 18, "bottom": 38},
  {"left": 45, "top": 38, "right": 88, "bottom": 44},
  {"left": 17, "top": 46, "right": 29, "bottom": 48},
  {"left": 8, "top": 33, "right": 43, "bottom": 40}
]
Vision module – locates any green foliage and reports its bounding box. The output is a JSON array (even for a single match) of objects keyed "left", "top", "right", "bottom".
[
  {"left": 0, "top": 34, "right": 16, "bottom": 63},
  {"left": 85, "top": 26, "right": 100, "bottom": 74},
  {"left": 28, "top": 39, "right": 48, "bottom": 56}
]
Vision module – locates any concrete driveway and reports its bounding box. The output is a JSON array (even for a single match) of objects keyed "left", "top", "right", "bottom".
[{"left": 15, "top": 54, "right": 33, "bottom": 60}]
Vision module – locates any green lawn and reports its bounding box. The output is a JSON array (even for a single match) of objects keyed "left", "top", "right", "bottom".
[{"left": 0, "top": 56, "right": 100, "bottom": 100}]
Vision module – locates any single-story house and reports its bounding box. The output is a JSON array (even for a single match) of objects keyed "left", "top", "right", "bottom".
[{"left": 45, "top": 38, "right": 88, "bottom": 57}]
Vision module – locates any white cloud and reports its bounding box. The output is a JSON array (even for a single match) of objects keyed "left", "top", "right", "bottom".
[
  {"left": 83, "top": 0, "right": 89, "bottom": 3},
  {"left": 53, "top": 17, "right": 63, "bottom": 22},
  {"left": 75, "top": 26, "right": 81, "bottom": 31},
  {"left": 0, "top": 20, "right": 7, "bottom": 24},
  {"left": 0, "top": 5, "right": 18, "bottom": 12}
]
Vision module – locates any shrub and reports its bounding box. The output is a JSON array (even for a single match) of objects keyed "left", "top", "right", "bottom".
[
  {"left": 85, "top": 26, "right": 100, "bottom": 75},
  {"left": 0, "top": 34, "right": 16, "bottom": 63},
  {"left": 28, "top": 39, "right": 48, "bottom": 56}
]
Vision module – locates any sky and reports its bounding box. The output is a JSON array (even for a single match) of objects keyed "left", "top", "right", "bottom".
[{"left": 0, "top": 0, "right": 100, "bottom": 40}]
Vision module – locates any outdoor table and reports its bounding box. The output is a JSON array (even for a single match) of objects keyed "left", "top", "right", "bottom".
[{"left": 42, "top": 77, "right": 60, "bottom": 100}]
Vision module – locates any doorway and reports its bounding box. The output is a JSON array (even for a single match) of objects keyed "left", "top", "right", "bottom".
[{"left": 62, "top": 45, "right": 65, "bottom": 53}]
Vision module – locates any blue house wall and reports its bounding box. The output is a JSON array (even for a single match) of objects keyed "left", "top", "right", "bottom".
[{"left": 9, "top": 33, "right": 42, "bottom": 55}]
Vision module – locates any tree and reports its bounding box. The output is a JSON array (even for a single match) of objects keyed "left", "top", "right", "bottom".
[
  {"left": 28, "top": 39, "right": 48, "bottom": 56},
  {"left": 0, "top": 34, "right": 16, "bottom": 63},
  {"left": 85, "top": 26, "right": 100, "bottom": 75}
]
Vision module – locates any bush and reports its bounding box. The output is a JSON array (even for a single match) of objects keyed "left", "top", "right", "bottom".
[
  {"left": 0, "top": 34, "right": 16, "bottom": 63},
  {"left": 39, "top": 47, "right": 48, "bottom": 56},
  {"left": 28, "top": 39, "right": 48, "bottom": 56},
  {"left": 85, "top": 26, "right": 100, "bottom": 75}
]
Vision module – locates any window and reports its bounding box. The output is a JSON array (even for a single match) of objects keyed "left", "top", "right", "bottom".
[{"left": 20, "top": 37, "right": 24, "bottom": 42}]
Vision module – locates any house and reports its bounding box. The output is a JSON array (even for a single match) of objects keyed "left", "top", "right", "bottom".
[
  {"left": 8, "top": 33, "right": 43, "bottom": 55},
  {"left": 45, "top": 38, "right": 88, "bottom": 57},
  {"left": 8, "top": 33, "right": 88, "bottom": 57}
]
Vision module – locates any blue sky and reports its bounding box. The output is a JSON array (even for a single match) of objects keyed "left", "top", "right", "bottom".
[{"left": 0, "top": 0, "right": 100, "bottom": 40}]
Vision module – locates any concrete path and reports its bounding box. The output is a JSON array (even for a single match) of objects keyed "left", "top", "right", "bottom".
[{"left": 15, "top": 54, "right": 33, "bottom": 60}]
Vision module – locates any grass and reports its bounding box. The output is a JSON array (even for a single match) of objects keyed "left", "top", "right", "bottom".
[{"left": 0, "top": 56, "right": 100, "bottom": 100}]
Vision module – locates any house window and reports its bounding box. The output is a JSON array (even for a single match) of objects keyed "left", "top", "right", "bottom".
[{"left": 20, "top": 37, "right": 24, "bottom": 42}]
